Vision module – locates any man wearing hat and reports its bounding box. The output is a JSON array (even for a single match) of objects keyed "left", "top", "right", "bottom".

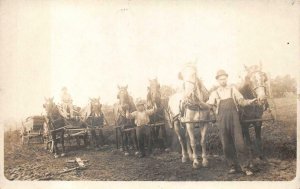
[
  {"left": 60, "top": 87, "right": 74, "bottom": 118},
  {"left": 207, "top": 69, "right": 257, "bottom": 176},
  {"left": 126, "top": 99, "right": 157, "bottom": 158}
]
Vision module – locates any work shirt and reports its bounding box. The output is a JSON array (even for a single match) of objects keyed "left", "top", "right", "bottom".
[
  {"left": 207, "top": 85, "right": 251, "bottom": 114},
  {"left": 126, "top": 108, "right": 155, "bottom": 127}
]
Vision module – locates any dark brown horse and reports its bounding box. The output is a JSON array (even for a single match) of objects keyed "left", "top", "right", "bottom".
[
  {"left": 43, "top": 97, "right": 66, "bottom": 158},
  {"left": 238, "top": 63, "right": 269, "bottom": 161},
  {"left": 146, "top": 78, "right": 169, "bottom": 151},
  {"left": 84, "top": 97, "right": 106, "bottom": 150},
  {"left": 113, "top": 85, "right": 137, "bottom": 155}
]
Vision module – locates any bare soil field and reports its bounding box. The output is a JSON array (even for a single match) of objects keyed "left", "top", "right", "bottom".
[{"left": 4, "top": 97, "right": 297, "bottom": 181}]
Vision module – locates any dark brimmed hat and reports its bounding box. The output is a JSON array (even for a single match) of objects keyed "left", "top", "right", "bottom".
[{"left": 215, "top": 69, "right": 228, "bottom": 79}]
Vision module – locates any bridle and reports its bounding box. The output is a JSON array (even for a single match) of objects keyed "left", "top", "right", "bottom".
[
  {"left": 248, "top": 70, "right": 267, "bottom": 98},
  {"left": 183, "top": 80, "right": 201, "bottom": 103}
]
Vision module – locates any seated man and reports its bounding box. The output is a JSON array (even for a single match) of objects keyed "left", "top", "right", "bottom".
[{"left": 60, "top": 87, "right": 74, "bottom": 118}]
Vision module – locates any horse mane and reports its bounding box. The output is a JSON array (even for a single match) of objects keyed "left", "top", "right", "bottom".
[
  {"left": 237, "top": 75, "right": 255, "bottom": 99},
  {"left": 196, "top": 78, "right": 209, "bottom": 102},
  {"left": 128, "top": 95, "right": 137, "bottom": 112}
]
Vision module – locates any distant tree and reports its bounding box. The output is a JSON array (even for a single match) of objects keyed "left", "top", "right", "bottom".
[{"left": 270, "top": 74, "right": 296, "bottom": 98}]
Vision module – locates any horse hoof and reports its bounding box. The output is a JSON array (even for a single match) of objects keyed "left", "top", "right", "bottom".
[
  {"left": 193, "top": 162, "right": 199, "bottom": 169},
  {"left": 135, "top": 151, "right": 140, "bottom": 156},
  {"left": 182, "top": 156, "right": 188, "bottom": 163},
  {"left": 124, "top": 152, "right": 129, "bottom": 156},
  {"left": 202, "top": 159, "right": 209, "bottom": 167},
  {"left": 61, "top": 153, "right": 66, "bottom": 157}
]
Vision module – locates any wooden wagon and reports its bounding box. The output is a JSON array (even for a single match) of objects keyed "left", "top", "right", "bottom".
[{"left": 21, "top": 116, "right": 45, "bottom": 145}]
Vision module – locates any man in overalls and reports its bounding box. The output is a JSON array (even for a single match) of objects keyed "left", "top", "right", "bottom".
[{"left": 207, "top": 70, "right": 257, "bottom": 176}]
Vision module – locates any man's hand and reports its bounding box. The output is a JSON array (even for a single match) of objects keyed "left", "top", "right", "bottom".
[
  {"left": 199, "top": 101, "right": 211, "bottom": 110},
  {"left": 249, "top": 98, "right": 257, "bottom": 104}
]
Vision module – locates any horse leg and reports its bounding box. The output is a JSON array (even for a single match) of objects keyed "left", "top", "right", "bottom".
[
  {"left": 186, "top": 130, "right": 193, "bottom": 161},
  {"left": 242, "top": 124, "right": 253, "bottom": 165},
  {"left": 84, "top": 133, "right": 88, "bottom": 147},
  {"left": 99, "top": 129, "right": 105, "bottom": 147},
  {"left": 200, "top": 124, "right": 208, "bottom": 167},
  {"left": 254, "top": 123, "right": 265, "bottom": 160},
  {"left": 91, "top": 129, "right": 96, "bottom": 149},
  {"left": 61, "top": 130, "right": 66, "bottom": 156},
  {"left": 186, "top": 123, "right": 199, "bottom": 168},
  {"left": 76, "top": 136, "right": 81, "bottom": 146},
  {"left": 52, "top": 132, "right": 59, "bottom": 158},
  {"left": 150, "top": 127, "right": 155, "bottom": 149},
  {"left": 124, "top": 132, "right": 129, "bottom": 156},
  {"left": 146, "top": 126, "right": 153, "bottom": 155},
  {"left": 160, "top": 124, "right": 169, "bottom": 151},
  {"left": 120, "top": 129, "right": 124, "bottom": 152},
  {"left": 174, "top": 121, "right": 188, "bottom": 163}
]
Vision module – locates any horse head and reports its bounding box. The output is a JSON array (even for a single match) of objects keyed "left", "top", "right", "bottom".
[
  {"left": 244, "top": 63, "right": 268, "bottom": 103},
  {"left": 147, "top": 78, "right": 161, "bottom": 106},
  {"left": 117, "top": 85, "right": 131, "bottom": 111},
  {"left": 43, "top": 97, "right": 56, "bottom": 116},
  {"left": 89, "top": 97, "right": 102, "bottom": 115},
  {"left": 179, "top": 63, "right": 199, "bottom": 101}
]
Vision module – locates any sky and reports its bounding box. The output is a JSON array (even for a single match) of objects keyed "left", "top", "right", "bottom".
[{"left": 0, "top": 0, "right": 299, "bottom": 123}]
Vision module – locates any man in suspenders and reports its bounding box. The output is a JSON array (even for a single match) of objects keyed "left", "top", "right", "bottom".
[{"left": 207, "top": 69, "right": 257, "bottom": 176}]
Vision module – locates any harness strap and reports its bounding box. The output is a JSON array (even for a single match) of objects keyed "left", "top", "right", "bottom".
[{"left": 215, "top": 87, "right": 239, "bottom": 113}]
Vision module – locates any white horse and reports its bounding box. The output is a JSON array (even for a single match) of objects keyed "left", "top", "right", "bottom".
[{"left": 167, "top": 64, "right": 211, "bottom": 168}]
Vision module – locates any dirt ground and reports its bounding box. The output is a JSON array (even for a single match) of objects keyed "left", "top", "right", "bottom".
[{"left": 4, "top": 97, "right": 297, "bottom": 181}]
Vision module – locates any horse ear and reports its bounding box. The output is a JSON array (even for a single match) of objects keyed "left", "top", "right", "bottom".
[
  {"left": 178, "top": 72, "right": 183, "bottom": 80},
  {"left": 243, "top": 64, "right": 248, "bottom": 71},
  {"left": 147, "top": 86, "right": 150, "bottom": 91}
]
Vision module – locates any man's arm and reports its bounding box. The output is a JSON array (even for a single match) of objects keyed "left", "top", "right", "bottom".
[
  {"left": 126, "top": 111, "right": 136, "bottom": 119},
  {"left": 206, "top": 91, "right": 217, "bottom": 109}
]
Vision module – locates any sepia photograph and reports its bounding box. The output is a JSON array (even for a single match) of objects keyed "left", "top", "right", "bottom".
[{"left": 0, "top": 0, "right": 299, "bottom": 188}]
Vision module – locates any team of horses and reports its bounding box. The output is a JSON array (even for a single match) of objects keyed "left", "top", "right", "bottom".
[{"left": 43, "top": 63, "right": 270, "bottom": 168}]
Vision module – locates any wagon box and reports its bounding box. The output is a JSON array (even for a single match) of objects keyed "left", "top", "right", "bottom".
[{"left": 21, "top": 116, "right": 45, "bottom": 145}]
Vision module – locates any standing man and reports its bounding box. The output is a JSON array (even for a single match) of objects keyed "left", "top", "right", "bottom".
[
  {"left": 126, "top": 99, "right": 157, "bottom": 158},
  {"left": 60, "top": 87, "right": 74, "bottom": 118},
  {"left": 207, "top": 70, "right": 256, "bottom": 176}
]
